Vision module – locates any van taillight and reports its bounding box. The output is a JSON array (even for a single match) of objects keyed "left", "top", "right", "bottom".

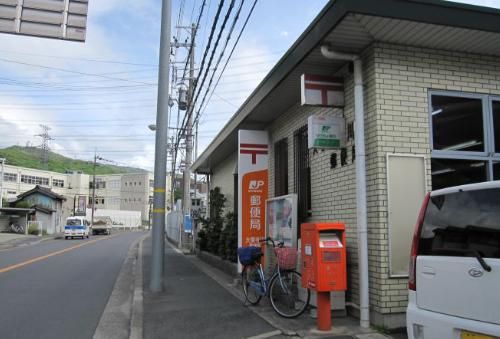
[{"left": 409, "top": 192, "right": 430, "bottom": 291}]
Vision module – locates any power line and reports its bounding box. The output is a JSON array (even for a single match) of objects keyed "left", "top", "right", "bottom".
[
  {"left": 175, "top": 0, "right": 229, "bottom": 150},
  {"left": 195, "top": 0, "right": 259, "bottom": 126},
  {"left": 193, "top": 0, "right": 245, "bottom": 125},
  {"left": 0, "top": 49, "right": 158, "bottom": 66},
  {"left": 0, "top": 57, "right": 156, "bottom": 85}
]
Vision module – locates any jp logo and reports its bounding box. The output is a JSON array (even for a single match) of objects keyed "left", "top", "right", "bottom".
[{"left": 249, "top": 180, "right": 265, "bottom": 190}]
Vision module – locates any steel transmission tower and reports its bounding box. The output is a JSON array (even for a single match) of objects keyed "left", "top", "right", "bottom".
[{"left": 35, "top": 124, "right": 54, "bottom": 170}]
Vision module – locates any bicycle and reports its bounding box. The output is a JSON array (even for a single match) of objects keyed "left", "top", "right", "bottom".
[
  {"left": 238, "top": 237, "right": 310, "bottom": 318},
  {"left": 10, "top": 223, "right": 24, "bottom": 234}
]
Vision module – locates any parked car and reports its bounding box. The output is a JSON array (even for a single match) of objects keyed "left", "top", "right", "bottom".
[{"left": 407, "top": 181, "right": 500, "bottom": 339}]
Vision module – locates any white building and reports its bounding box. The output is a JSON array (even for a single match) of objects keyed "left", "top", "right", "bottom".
[{"left": 0, "top": 164, "right": 170, "bottom": 224}]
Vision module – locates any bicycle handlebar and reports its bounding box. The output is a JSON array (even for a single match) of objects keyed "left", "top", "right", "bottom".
[{"left": 259, "top": 237, "right": 284, "bottom": 248}]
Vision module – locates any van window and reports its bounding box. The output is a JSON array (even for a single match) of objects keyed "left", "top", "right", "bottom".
[
  {"left": 67, "top": 219, "right": 83, "bottom": 226},
  {"left": 419, "top": 188, "right": 500, "bottom": 259}
]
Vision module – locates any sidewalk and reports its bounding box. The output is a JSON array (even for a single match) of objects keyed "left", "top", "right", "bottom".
[
  {"left": 142, "top": 238, "right": 277, "bottom": 339},
  {"left": 142, "top": 238, "right": 404, "bottom": 339},
  {"left": 0, "top": 232, "right": 61, "bottom": 250}
]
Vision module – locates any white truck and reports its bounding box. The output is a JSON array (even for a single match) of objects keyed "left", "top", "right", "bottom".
[{"left": 91, "top": 216, "right": 112, "bottom": 235}]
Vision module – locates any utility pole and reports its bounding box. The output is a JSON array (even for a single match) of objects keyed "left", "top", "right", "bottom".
[
  {"left": 0, "top": 158, "right": 4, "bottom": 208},
  {"left": 150, "top": 0, "right": 172, "bottom": 293},
  {"left": 91, "top": 152, "right": 97, "bottom": 227},
  {"left": 182, "top": 23, "right": 196, "bottom": 240},
  {"left": 170, "top": 135, "right": 176, "bottom": 211}
]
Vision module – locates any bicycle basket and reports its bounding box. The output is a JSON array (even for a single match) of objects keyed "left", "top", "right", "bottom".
[
  {"left": 237, "top": 246, "right": 262, "bottom": 265},
  {"left": 274, "top": 247, "right": 297, "bottom": 270}
]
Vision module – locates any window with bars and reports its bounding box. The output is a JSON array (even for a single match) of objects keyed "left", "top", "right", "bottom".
[
  {"left": 294, "top": 125, "right": 311, "bottom": 225},
  {"left": 3, "top": 173, "right": 17, "bottom": 182},
  {"left": 21, "top": 175, "right": 49, "bottom": 186},
  {"left": 274, "top": 138, "right": 289, "bottom": 196},
  {"left": 53, "top": 179, "right": 64, "bottom": 187}
]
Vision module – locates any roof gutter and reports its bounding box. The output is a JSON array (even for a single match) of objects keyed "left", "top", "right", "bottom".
[{"left": 320, "top": 45, "right": 370, "bottom": 328}]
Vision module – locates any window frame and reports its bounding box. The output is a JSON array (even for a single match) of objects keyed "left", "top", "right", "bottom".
[
  {"left": 293, "top": 125, "right": 311, "bottom": 225},
  {"left": 274, "top": 138, "right": 289, "bottom": 197},
  {"left": 428, "top": 90, "right": 490, "bottom": 158},
  {"left": 429, "top": 90, "right": 500, "bottom": 186},
  {"left": 490, "top": 96, "right": 500, "bottom": 157}
]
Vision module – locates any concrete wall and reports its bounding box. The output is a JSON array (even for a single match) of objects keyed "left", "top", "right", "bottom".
[{"left": 210, "top": 153, "right": 236, "bottom": 214}]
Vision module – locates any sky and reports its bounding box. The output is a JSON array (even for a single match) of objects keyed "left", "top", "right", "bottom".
[{"left": 0, "top": 0, "right": 498, "bottom": 172}]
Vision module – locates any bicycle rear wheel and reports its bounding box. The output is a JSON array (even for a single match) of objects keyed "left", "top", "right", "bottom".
[
  {"left": 269, "top": 270, "right": 310, "bottom": 318},
  {"left": 241, "top": 264, "right": 263, "bottom": 305}
]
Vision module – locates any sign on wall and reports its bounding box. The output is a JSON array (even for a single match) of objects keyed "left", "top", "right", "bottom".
[
  {"left": 238, "top": 130, "right": 269, "bottom": 249},
  {"left": 0, "top": 0, "right": 88, "bottom": 42},
  {"left": 74, "top": 195, "right": 86, "bottom": 216},
  {"left": 308, "top": 115, "right": 345, "bottom": 149},
  {"left": 386, "top": 154, "right": 426, "bottom": 277},
  {"left": 183, "top": 214, "right": 192, "bottom": 234},
  {"left": 266, "top": 194, "right": 297, "bottom": 248},
  {"left": 301, "top": 74, "right": 344, "bottom": 107}
]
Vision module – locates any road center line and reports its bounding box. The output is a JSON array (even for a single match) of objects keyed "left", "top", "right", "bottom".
[{"left": 0, "top": 235, "right": 118, "bottom": 274}]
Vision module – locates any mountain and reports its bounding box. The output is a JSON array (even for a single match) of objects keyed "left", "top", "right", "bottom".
[{"left": 0, "top": 146, "right": 147, "bottom": 175}]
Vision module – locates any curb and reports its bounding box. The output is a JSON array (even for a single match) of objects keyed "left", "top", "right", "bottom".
[
  {"left": 130, "top": 237, "right": 144, "bottom": 339},
  {"left": 93, "top": 233, "right": 148, "bottom": 339}
]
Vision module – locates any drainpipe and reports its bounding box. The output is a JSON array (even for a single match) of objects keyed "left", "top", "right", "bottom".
[{"left": 320, "top": 45, "right": 370, "bottom": 328}]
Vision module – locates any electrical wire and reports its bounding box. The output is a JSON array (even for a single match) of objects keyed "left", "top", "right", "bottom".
[
  {"left": 194, "top": 0, "right": 258, "bottom": 126},
  {"left": 193, "top": 0, "right": 245, "bottom": 125},
  {"left": 0, "top": 57, "right": 156, "bottom": 85}
]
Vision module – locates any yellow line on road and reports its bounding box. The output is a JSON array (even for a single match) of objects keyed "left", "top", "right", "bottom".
[{"left": 0, "top": 235, "right": 118, "bottom": 275}]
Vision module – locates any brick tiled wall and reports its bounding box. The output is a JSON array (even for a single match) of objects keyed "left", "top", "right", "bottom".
[
  {"left": 371, "top": 43, "right": 500, "bottom": 315},
  {"left": 267, "top": 41, "right": 500, "bottom": 322}
]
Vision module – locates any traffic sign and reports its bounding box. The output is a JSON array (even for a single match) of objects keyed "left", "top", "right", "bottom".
[{"left": 0, "top": 0, "right": 88, "bottom": 42}]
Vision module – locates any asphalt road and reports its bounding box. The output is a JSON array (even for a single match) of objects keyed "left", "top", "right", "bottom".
[{"left": 0, "top": 231, "right": 145, "bottom": 339}]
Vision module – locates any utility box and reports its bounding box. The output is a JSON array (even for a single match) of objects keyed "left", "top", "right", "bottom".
[{"left": 301, "top": 222, "right": 347, "bottom": 292}]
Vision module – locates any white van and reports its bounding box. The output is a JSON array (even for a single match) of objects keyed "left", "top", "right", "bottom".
[
  {"left": 407, "top": 181, "right": 500, "bottom": 339},
  {"left": 64, "top": 216, "right": 90, "bottom": 239}
]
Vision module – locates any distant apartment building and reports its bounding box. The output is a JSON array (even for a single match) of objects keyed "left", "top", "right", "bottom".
[{"left": 0, "top": 164, "right": 168, "bottom": 223}]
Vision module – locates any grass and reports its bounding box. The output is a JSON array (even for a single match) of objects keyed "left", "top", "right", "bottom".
[{"left": 0, "top": 146, "right": 146, "bottom": 175}]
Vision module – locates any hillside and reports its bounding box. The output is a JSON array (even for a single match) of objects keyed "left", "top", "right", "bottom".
[{"left": 0, "top": 146, "right": 147, "bottom": 175}]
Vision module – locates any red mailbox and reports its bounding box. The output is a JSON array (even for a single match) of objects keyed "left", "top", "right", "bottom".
[{"left": 301, "top": 222, "right": 347, "bottom": 331}]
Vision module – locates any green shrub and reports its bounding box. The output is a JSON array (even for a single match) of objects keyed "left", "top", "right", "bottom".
[
  {"left": 196, "top": 187, "right": 226, "bottom": 255},
  {"left": 223, "top": 212, "right": 237, "bottom": 262},
  {"left": 15, "top": 201, "right": 31, "bottom": 208},
  {"left": 196, "top": 228, "right": 207, "bottom": 251},
  {"left": 27, "top": 224, "right": 47, "bottom": 235}
]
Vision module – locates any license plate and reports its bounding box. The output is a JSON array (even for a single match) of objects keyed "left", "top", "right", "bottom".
[{"left": 461, "top": 330, "right": 496, "bottom": 339}]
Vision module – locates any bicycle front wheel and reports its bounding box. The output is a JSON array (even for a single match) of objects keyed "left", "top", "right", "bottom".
[
  {"left": 269, "top": 270, "right": 310, "bottom": 318},
  {"left": 241, "top": 264, "right": 263, "bottom": 305}
]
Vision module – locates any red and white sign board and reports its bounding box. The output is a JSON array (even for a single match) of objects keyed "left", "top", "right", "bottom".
[
  {"left": 238, "top": 130, "right": 269, "bottom": 253},
  {"left": 301, "top": 74, "right": 344, "bottom": 107}
]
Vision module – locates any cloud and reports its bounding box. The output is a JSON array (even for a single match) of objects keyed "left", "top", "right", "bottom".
[{"left": 280, "top": 31, "right": 289, "bottom": 37}]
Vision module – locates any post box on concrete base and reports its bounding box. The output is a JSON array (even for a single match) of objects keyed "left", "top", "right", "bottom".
[{"left": 301, "top": 222, "right": 347, "bottom": 331}]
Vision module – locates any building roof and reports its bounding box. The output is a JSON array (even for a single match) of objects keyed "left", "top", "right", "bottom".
[
  {"left": 0, "top": 207, "right": 35, "bottom": 214},
  {"left": 192, "top": 0, "right": 500, "bottom": 174},
  {"left": 16, "top": 185, "right": 66, "bottom": 201}
]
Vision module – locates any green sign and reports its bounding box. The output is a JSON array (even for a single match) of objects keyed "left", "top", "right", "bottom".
[{"left": 308, "top": 115, "right": 345, "bottom": 149}]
